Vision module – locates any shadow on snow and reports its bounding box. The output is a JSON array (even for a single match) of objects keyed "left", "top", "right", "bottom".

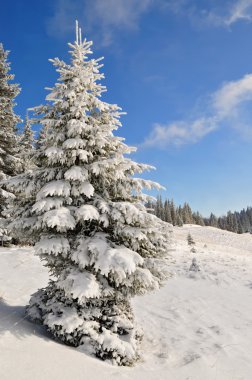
[{"left": 0, "top": 297, "right": 50, "bottom": 341}]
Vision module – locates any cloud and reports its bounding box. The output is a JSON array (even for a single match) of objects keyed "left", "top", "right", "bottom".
[
  {"left": 46, "top": 0, "right": 77, "bottom": 37},
  {"left": 46, "top": 1, "right": 252, "bottom": 45},
  {"left": 225, "top": 0, "right": 252, "bottom": 25},
  {"left": 143, "top": 118, "right": 217, "bottom": 147},
  {"left": 160, "top": 0, "right": 252, "bottom": 28},
  {"left": 86, "top": 0, "right": 153, "bottom": 46},
  {"left": 46, "top": 0, "right": 153, "bottom": 46},
  {"left": 212, "top": 74, "right": 252, "bottom": 116},
  {"left": 142, "top": 74, "right": 252, "bottom": 148},
  {"left": 198, "top": 0, "right": 252, "bottom": 28}
]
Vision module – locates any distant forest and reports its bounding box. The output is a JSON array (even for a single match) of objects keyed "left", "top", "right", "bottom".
[{"left": 146, "top": 196, "right": 252, "bottom": 234}]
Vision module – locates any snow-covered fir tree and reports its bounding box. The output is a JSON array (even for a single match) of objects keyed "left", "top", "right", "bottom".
[
  {"left": 7, "top": 23, "right": 171, "bottom": 365},
  {"left": 0, "top": 43, "right": 21, "bottom": 241},
  {"left": 19, "top": 113, "right": 35, "bottom": 170},
  {"left": 187, "top": 233, "right": 195, "bottom": 246},
  {"left": 192, "top": 211, "right": 205, "bottom": 226},
  {"left": 189, "top": 257, "right": 200, "bottom": 272},
  {"left": 35, "top": 123, "right": 50, "bottom": 151}
]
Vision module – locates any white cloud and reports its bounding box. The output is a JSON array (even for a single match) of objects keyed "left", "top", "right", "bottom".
[
  {"left": 143, "top": 74, "right": 252, "bottom": 148},
  {"left": 87, "top": 0, "right": 152, "bottom": 29},
  {"left": 46, "top": 1, "right": 252, "bottom": 45},
  {"left": 212, "top": 74, "right": 252, "bottom": 116},
  {"left": 46, "top": 0, "right": 153, "bottom": 46},
  {"left": 46, "top": 0, "right": 77, "bottom": 37},
  {"left": 143, "top": 118, "right": 217, "bottom": 147},
  {"left": 198, "top": 0, "right": 252, "bottom": 28},
  {"left": 160, "top": 0, "right": 252, "bottom": 28},
  {"left": 225, "top": 0, "right": 252, "bottom": 25},
  {"left": 86, "top": 0, "right": 153, "bottom": 46}
]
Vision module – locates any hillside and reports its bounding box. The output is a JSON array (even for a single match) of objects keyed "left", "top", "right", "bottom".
[{"left": 1, "top": 225, "right": 252, "bottom": 380}]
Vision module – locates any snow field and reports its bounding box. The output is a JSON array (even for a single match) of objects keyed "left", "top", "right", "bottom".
[{"left": 1, "top": 225, "right": 252, "bottom": 380}]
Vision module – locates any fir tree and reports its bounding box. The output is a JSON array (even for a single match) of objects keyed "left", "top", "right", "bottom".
[
  {"left": 187, "top": 233, "right": 195, "bottom": 246},
  {"left": 155, "top": 195, "right": 164, "bottom": 220},
  {"left": 176, "top": 213, "right": 183, "bottom": 227},
  {"left": 226, "top": 211, "right": 238, "bottom": 233},
  {"left": 209, "top": 212, "right": 218, "bottom": 227},
  {"left": 177, "top": 205, "right": 184, "bottom": 226},
  {"left": 189, "top": 257, "right": 200, "bottom": 272},
  {"left": 164, "top": 199, "right": 172, "bottom": 224},
  {"left": 36, "top": 123, "right": 50, "bottom": 150},
  {"left": 193, "top": 211, "right": 205, "bottom": 226},
  {"left": 0, "top": 43, "right": 21, "bottom": 240},
  {"left": 19, "top": 113, "right": 35, "bottom": 170},
  {"left": 182, "top": 202, "right": 193, "bottom": 224},
  {"left": 170, "top": 199, "right": 177, "bottom": 225},
  {"left": 7, "top": 23, "right": 170, "bottom": 365}
]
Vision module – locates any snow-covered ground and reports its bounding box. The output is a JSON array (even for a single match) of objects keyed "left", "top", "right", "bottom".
[{"left": 1, "top": 225, "right": 252, "bottom": 380}]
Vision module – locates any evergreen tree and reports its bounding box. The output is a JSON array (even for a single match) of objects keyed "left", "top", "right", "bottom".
[
  {"left": 36, "top": 123, "right": 50, "bottom": 150},
  {"left": 237, "top": 221, "right": 243, "bottom": 234},
  {"left": 193, "top": 211, "right": 205, "bottom": 226},
  {"left": 187, "top": 233, "right": 195, "bottom": 246},
  {"left": 155, "top": 195, "right": 164, "bottom": 220},
  {"left": 177, "top": 205, "right": 184, "bottom": 225},
  {"left": 209, "top": 213, "right": 218, "bottom": 227},
  {"left": 189, "top": 257, "right": 200, "bottom": 272},
  {"left": 176, "top": 212, "right": 183, "bottom": 227},
  {"left": 164, "top": 199, "right": 172, "bottom": 224},
  {"left": 246, "top": 207, "right": 252, "bottom": 227},
  {"left": 170, "top": 199, "right": 177, "bottom": 225},
  {"left": 240, "top": 210, "right": 250, "bottom": 232},
  {"left": 19, "top": 113, "right": 35, "bottom": 170},
  {"left": 226, "top": 211, "right": 238, "bottom": 233},
  {"left": 7, "top": 24, "right": 170, "bottom": 365},
  {"left": 0, "top": 43, "right": 21, "bottom": 239},
  {"left": 182, "top": 202, "right": 193, "bottom": 224}
]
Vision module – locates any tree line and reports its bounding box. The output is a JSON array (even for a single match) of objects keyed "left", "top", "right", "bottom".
[{"left": 146, "top": 196, "right": 252, "bottom": 234}]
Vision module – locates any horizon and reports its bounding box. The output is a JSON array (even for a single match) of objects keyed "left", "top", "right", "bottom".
[{"left": 1, "top": 0, "right": 252, "bottom": 216}]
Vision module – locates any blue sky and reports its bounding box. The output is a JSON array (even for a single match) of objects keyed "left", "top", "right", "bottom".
[{"left": 1, "top": 0, "right": 252, "bottom": 216}]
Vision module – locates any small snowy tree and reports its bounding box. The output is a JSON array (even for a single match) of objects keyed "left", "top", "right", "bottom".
[
  {"left": 187, "top": 233, "right": 195, "bottom": 246},
  {"left": 7, "top": 23, "right": 170, "bottom": 365},
  {"left": 0, "top": 43, "right": 21, "bottom": 242},
  {"left": 189, "top": 257, "right": 200, "bottom": 272}
]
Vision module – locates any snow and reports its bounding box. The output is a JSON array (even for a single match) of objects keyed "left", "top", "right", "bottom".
[
  {"left": 1, "top": 225, "right": 252, "bottom": 379},
  {"left": 44, "top": 146, "right": 64, "bottom": 161},
  {"left": 71, "top": 232, "right": 145, "bottom": 284},
  {"left": 36, "top": 180, "right": 71, "bottom": 199},
  {"left": 93, "top": 245, "right": 144, "bottom": 280},
  {"left": 64, "top": 166, "right": 88, "bottom": 181},
  {"left": 58, "top": 270, "right": 101, "bottom": 303},
  {"left": 75, "top": 204, "right": 99, "bottom": 222},
  {"left": 42, "top": 207, "right": 76, "bottom": 231},
  {"left": 66, "top": 182, "right": 94, "bottom": 199},
  {"left": 45, "top": 306, "right": 85, "bottom": 334},
  {"left": 32, "top": 197, "right": 66, "bottom": 213},
  {"left": 35, "top": 236, "right": 70, "bottom": 256},
  {"left": 62, "top": 138, "right": 86, "bottom": 149},
  {"left": 76, "top": 149, "right": 90, "bottom": 162},
  {"left": 78, "top": 181, "right": 94, "bottom": 197}
]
